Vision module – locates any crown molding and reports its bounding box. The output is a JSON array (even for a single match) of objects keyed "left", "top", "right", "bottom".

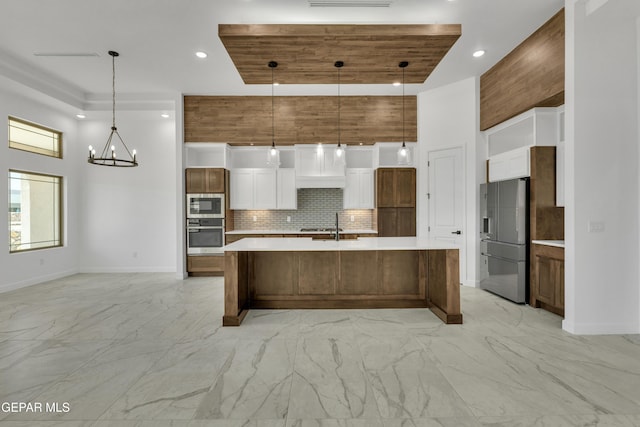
[{"left": 0, "top": 48, "right": 176, "bottom": 112}]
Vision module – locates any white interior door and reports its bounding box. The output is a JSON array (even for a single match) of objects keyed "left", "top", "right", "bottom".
[{"left": 428, "top": 146, "right": 464, "bottom": 246}]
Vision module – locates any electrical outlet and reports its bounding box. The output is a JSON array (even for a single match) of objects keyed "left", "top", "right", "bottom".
[
  {"left": 39, "top": 258, "right": 44, "bottom": 266},
  {"left": 133, "top": 251, "right": 138, "bottom": 258},
  {"left": 588, "top": 221, "right": 605, "bottom": 233},
  {"left": 286, "top": 216, "right": 291, "bottom": 223},
  {"left": 253, "top": 215, "right": 257, "bottom": 222},
  {"left": 350, "top": 215, "right": 355, "bottom": 222}
]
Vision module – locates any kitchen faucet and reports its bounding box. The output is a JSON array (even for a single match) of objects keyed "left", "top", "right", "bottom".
[{"left": 335, "top": 212, "right": 340, "bottom": 241}]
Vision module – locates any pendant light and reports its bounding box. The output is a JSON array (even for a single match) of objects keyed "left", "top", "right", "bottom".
[
  {"left": 266, "top": 61, "right": 280, "bottom": 168},
  {"left": 88, "top": 51, "right": 138, "bottom": 167},
  {"left": 397, "top": 61, "right": 411, "bottom": 166},
  {"left": 333, "top": 60, "right": 346, "bottom": 166}
]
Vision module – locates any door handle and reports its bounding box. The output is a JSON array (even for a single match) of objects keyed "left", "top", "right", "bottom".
[{"left": 451, "top": 230, "right": 462, "bottom": 235}]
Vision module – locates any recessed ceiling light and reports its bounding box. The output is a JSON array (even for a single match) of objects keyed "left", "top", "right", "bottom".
[
  {"left": 473, "top": 50, "right": 486, "bottom": 58},
  {"left": 76, "top": 114, "right": 86, "bottom": 119},
  {"left": 392, "top": 82, "right": 401, "bottom": 86},
  {"left": 161, "top": 113, "right": 170, "bottom": 118},
  {"left": 195, "top": 51, "right": 208, "bottom": 59}
]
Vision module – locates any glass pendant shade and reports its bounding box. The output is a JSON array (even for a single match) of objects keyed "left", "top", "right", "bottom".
[
  {"left": 333, "top": 60, "right": 346, "bottom": 166},
  {"left": 266, "top": 60, "right": 280, "bottom": 168},
  {"left": 397, "top": 142, "right": 411, "bottom": 165},
  {"left": 397, "top": 61, "right": 411, "bottom": 166},
  {"left": 334, "top": 143, "right": 346, "bottom": 166},
  {"left": 266, "top": 141, "right": 281, "bottom": 167}
]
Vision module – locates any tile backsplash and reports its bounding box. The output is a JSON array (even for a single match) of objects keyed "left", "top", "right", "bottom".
[{"left": 233, "top": 188, "right": 373, "bottom": 230}]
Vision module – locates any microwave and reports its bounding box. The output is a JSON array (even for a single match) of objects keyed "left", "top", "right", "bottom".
[{"left": 187, "top": 194, "right": 224, "bottom": 218}]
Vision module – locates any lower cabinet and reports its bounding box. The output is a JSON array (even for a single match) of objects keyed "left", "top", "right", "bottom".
[
  {"left": 187, "top": 255, "right": 224, "bottom": 276},
  {"left": 531, "top": 243, "right": 564, "bottom": 316}
]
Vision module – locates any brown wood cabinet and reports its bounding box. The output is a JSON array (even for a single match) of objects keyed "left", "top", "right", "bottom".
[
  {"left": 376, "top": 168, "right": 416, "bottom": 208},
  {"left": 187, "top": 255, "right": 225, "bottom": 276},
  {"left": 186, "top": 168, "right": 225, "bottom": 193},
  {"left": 531, "top": 243, "right": 564, "bottom": 316},
  {"left": 224, "top": 247, "right": 462, "bottom": 326},
  {"left": 376, "top": 168, "right": 416, "bottom": 237}
]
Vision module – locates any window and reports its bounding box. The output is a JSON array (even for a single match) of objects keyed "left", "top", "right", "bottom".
[
  {"left": 9, "top": 170, "right": 62, "bottom": 252},
  {"left": 8, "top": 117, "right": 62, "bottom": 158}
]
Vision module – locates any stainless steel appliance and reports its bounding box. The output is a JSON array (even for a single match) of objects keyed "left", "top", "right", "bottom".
[
  {"left": 187, "top": 194, "right": 224, "bottom": 218},
  {"left": 480, "top": 178, "right": 529, "bottom": 303},
  {"left": 187, "top": 218, "right": 225, "bottom": 254}
]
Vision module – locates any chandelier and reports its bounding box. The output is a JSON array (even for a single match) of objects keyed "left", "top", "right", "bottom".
[{"left": 88, "top": 51, "right": 138, "bottom": 167}]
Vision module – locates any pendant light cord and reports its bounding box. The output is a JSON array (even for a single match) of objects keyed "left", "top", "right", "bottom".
[
  {"left": 402, "top": 65, "right": 405, "bottom": 145},
  {"left": 337, "top": 65, "right": 341, "bottom": 146},
  {"left": 271, "top": 65, "right": 274, "bottom": 145}
]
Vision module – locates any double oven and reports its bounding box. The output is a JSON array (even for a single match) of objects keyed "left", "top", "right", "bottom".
[{"left": 186, "top": 193, "right": 225, "bottom": 254}]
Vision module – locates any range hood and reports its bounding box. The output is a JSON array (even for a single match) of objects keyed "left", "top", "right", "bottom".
[{"left": 296, "top": 175, "right": 346, "bottom": 188}]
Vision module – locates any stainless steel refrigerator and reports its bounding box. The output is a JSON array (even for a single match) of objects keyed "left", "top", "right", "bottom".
[{"left": 479, "top": 178, "right": 529, "bottom": 303}]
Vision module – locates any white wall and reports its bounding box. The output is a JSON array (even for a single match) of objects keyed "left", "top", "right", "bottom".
[
  {"left": 417, "top": 77, "right": 481, "bottom": 286},
  {"left": 0, "top": 83, "right": 80, "bottom": 292},
  {"left": 78, "top": 112, "right": 177, "bottom": 272},
  {"left": 564, "top": 0, "right": 640, "bottom": 334}
]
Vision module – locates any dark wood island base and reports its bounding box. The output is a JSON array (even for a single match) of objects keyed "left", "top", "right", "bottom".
[{"left": 223, "top": 245, "right": 462, "bottom": 326}]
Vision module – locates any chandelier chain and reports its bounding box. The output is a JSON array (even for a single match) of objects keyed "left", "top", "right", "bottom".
[{"left": 112, "top": 52, "right": 116, "bottom": 129}]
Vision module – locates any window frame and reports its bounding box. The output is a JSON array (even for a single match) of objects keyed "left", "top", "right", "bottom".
[
  {"left": 8, "top": 116, "right": 63, "bottom": 159},
  {"left": 8, "top": 169, "right": 64, "bottom": 253}
]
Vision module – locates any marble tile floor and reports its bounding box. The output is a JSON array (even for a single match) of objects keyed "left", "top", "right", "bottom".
[{"left": 0, "top": 273, "right": 639, "bottom": 427}]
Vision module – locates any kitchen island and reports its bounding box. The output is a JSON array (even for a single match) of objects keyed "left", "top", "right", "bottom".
[{"left": 223, "top": 237, "right": 462, "bottom": 326}]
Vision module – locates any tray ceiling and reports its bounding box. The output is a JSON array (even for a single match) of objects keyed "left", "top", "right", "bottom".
[{"left": 218, "top": 24, "right": 461, "bottom": 84}]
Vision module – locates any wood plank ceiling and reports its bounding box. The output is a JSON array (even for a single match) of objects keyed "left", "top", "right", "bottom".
[{"left": 218, "top": 24, "right": 462, "bottom": 84}]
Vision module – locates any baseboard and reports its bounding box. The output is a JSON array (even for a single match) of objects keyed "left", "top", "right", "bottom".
[
  {"left": 79, "top": 266, "right": 176, "bottom": 273},
  {"left": 0, "top": 268, "right": 78, "bottom": 294},
  {"left": 562, "top": 319, "right": 640, "bottom": 335},
  {"left": 463, "top": 279, "right": 479, "bottom": 288}
]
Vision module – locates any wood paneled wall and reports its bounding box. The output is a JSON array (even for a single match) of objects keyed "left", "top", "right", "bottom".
[
  {"left": 184, "top": 95, "right": 417, "bottom": 145},
  {"left": 480, "top": 9, "right": 565, "bottom": 131}
]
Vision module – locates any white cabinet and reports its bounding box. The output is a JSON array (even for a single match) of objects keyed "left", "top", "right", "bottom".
[
  {"left": 230, "top": 169, "right": 254, "bottom": 210},
  {"left": 277, "top": 169, "right": 297, "bottom": 209},
  {"left": 344, "top": 169, "right": 374, "bottom": 209},
  {"left": 488, "top": 147, "right": 530, "bottom": 182},
  {"left": 254, "top": 170, "right": 277, "bottom": 209},
  {"left": 230, "top": 169, "right": 276, "bottom": 210},
  {"left": 485, "top": 107, "right": 560, "bottom": 183},
  {"left": 230, "top": 168, "right": 296, "bottom": 210}
]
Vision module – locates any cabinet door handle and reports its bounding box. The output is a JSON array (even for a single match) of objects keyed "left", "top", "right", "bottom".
[{"left": 451, "top": 230, "right": 462, "bottom": 235}]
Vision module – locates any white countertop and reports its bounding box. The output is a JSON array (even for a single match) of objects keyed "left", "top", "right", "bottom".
[
  {"left": 223, "top": 237, "right": 458, "bottom": 252},
  {"left": 226, "top": 229, "right": 378, "bottom": 235},
  {"left": 532, "top": 240, "right": 565, "bottom": 248}
]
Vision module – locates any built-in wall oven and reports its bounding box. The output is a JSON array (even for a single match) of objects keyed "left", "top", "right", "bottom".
[
  {"left": 187, "top": 194, "right": 224, "bottom": 218},
  {"left": 187, "top": 218, "right": 225, "bottom": 254}
]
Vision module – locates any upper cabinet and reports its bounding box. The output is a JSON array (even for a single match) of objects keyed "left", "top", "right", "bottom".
[
  {"left": 230, "top": 168, "right": 296, "bottom": 210},
  {"left": 376, "top": 168, "right": 416, "bottom": 208},
  {"left": 485, "top": 107, "right": 559, "bottom": 183},
  {"left": 186, "top": 168, "right": 225, "bottom": 193},
  {"left": 344, "top": 169, "right": 374, "bottom": 209},
  {"left": 230, "top": 169, "right": 276, "bottom": 210},
  {"left": 276, "top": 169, "right": 297, "bottom": 210}
]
